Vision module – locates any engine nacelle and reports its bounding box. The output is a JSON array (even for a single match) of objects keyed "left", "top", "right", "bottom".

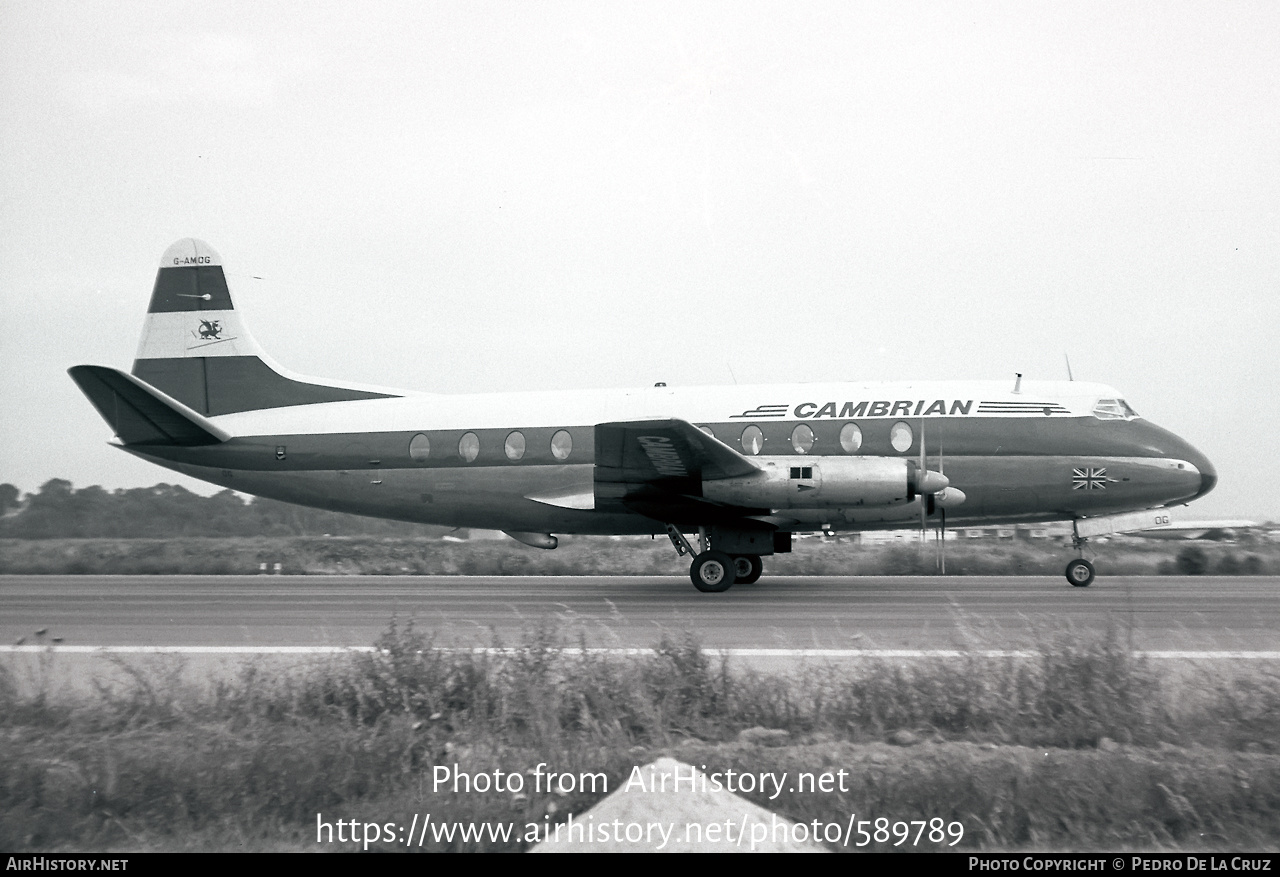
[{"left": 703, "top": 456, "right": 944, "bottom": 509}]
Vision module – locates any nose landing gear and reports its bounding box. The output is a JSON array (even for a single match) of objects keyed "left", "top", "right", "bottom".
[
  {"left": 1066, "top": 557, "right": 1095, "bottom": 587},
  {"left": 1065, "top": 521, "right": 1096, "bottom": 587}
]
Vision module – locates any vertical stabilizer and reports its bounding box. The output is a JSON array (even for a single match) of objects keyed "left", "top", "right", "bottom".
[{"left": 130, "top": 239, "right": 396, "bottom": 416}]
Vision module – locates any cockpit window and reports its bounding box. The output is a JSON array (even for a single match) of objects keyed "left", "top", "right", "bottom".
[{"left": 1092, "top": 399, "right": 1140, "bottom": 421}]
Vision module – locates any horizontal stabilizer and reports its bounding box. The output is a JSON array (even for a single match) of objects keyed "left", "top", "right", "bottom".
[{"left": 68, "top": 365, "right": 230, "bottom": 446}]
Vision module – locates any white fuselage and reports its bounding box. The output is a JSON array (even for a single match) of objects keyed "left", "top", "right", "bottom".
[{"left": 130, "top": 377, "right": 1211, "bottom": 535}]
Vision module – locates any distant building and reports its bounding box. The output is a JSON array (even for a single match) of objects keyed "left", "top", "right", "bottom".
[{"left": 856, "top": 523, "right": 1071, "bottom": 544}]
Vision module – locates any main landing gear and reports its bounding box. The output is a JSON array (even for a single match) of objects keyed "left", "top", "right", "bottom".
[
  {"left": 691, "top": 550, "right": 736, "bottom": 592},
  {"left": 1065, "top": 521, "right": 1096, "bottom": 587},
  {"left": 666, "top": 525, "right": 765, "bottom": 592},
  {"left": 732, "top": 553, "right": 764, "bottom": 585}
]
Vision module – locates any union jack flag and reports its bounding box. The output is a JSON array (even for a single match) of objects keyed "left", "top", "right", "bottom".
[{"left": 1072, "top": 467, "right": 1107, "bottom": 490}]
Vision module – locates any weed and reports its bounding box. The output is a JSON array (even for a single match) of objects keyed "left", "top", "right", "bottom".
[{"left": 2, "top": 620, "right": 1279, "bottom": 851}]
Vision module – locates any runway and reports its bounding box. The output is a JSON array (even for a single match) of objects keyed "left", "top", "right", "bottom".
[{"left": 2, "top": 574, "right": 1277, "bottom": 651}]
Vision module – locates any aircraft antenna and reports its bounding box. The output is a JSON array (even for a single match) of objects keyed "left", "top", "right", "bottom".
[{"left": 1064, "top": 353, "right": 1075, "bottom": 382}]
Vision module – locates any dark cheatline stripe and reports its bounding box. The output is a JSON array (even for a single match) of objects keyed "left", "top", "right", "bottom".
[
  {"left": 146, "top": 266, "right": 235, "bottom": 313},
  {"left": 131, "top": 356, "right": 397, "bottom": 416}
]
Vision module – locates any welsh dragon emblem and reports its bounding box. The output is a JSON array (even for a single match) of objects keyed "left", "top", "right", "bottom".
[{"left": 197, "top": 320, "right": 222, "bottom": 340}]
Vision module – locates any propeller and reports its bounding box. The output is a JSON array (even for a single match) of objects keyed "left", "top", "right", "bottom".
[
  {"left": 916, "top": 422, "right": 941, "bottom": 556},
  {"left": 937, "top": 438, "right": 946, "bottom": 575},
  {"left": 914, "top": 420, "right": 949, "bottom": 497},
  {"left": 918, "top": 424, "right": 965, "bottom": 574},
  {"left": 918, "top": 420, "right": 929, "bottom": 537}
]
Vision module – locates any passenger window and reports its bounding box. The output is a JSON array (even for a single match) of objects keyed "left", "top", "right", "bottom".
[
  {"left": 458, "top": 432, "right": 480, "bottom": 462},
  {"left": 890, "top": 421, "right": 913, "bottom": 453},
  {"left": 741, "top": 425, "right": 763, "bottom": 455},
  {"left": 839, "top": 423, "right": 862, "bottom": 453},
  {"left": 504, "top": 431, "right": 525, "bottom": 461},
  {"left": 409, "top": 433, "right": 430, "bottom": 461},
  {"left": 791, "top": 424, "right": 814, "bottom": 454},
  {"left": 698, "top": 425, "right": 715, "bottom": 438},
  {"left": 551, "top": 429, "right": 572, "bottom": 461}
]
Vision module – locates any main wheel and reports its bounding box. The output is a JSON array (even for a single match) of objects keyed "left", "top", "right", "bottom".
[
  {"left": 1066, "top": 558, "right": 1095, "bottom": 587},
  {"left": 732, "top": 554, "right": 763, "bottom": 584},
  {"left": 691, "top": 550, "right": 736, "bottom": 592}
]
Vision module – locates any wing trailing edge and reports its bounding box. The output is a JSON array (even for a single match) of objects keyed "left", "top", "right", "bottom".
[
  {"left": 593, "top": 418, "right": 766, "bottom": 523},
  {"left": 594, "top": 418, "right": 761, "bottom": 486}
]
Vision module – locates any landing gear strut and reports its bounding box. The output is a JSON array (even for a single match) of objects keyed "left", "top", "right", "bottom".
[
  {"left": 1065, "top": 521, "right": 1096, "bottom": 587},
  {"left": 664, "top": 525, "right": 768, "bottom": 592}
]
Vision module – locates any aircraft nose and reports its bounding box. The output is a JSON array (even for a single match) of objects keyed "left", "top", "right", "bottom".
[
  {"left": 1193, "top": 454, "right": 1217, "bottom": 501},
  {"left": 1180, "top": 441, "right": 1217, "bottom": 502}
]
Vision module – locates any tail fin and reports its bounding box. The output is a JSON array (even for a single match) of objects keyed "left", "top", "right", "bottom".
[{"left": 129, "top": 239, "right": 397, "bottom": 416}]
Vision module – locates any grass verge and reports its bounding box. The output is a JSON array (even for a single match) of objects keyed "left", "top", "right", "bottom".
[
  {"left": 3, "top": 535, "right": 1279, "bottom": 575},
  {"left": 2, "top": 620, "right": 1278, "bottom": 852}
]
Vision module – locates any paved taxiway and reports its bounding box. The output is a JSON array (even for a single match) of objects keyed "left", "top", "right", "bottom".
[{"left": 2, "top": 574, "right": 1277, "bottom": 651}]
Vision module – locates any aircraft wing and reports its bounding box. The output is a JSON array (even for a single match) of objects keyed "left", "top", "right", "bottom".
[
  {"left": 1127, "top": 520, "right": 1258, "bottom": 540},
  {"left": 593, "top": 419, "right": 764, "bottom": 522},
  {"left": 1073, "top": 511, "right": 1258, "bottom": 541}
]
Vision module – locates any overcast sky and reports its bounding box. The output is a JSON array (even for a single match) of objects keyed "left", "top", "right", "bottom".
[{"left": 2, "top": 1, "right": 1277, "bottom": 521}]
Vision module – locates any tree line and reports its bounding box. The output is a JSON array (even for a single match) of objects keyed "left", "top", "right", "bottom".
[{"left": 0, "top": 479, "right": 442, "bottom": 539}]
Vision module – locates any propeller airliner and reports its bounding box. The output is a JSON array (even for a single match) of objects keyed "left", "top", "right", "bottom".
[{"left": 71, "top": 239, "right": 1217, "bottom": 591}]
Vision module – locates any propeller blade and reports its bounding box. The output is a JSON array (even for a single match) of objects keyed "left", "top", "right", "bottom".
[
  {"left": 918, "top": 419, "right": 927, "bottom": 480},
  {"left": 918, "top": 420, "right": 927, "bottom": 535},
  {"left": 940, "top": 508, "right": 947, "bottom": 575},
  {"left": 938, "top": 434, "right": 944, "bottom": 573}
]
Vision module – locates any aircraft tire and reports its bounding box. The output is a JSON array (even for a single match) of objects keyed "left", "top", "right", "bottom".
[
  {"left": 732, "top": 554, "right": 763, "bottom": 584},
  {"left": 1066, "top": 558, "right": 1095, "bottom": 587},
  {"left": 691, "top": 550, "right": 736, "bottom": 592}
]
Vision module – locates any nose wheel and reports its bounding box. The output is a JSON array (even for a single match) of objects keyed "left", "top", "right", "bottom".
[
  {"left": 1066, "top": 521, "right": 1096, "bottom": 587},
  {"left": 1065, "top": 558, "right": 1095, "bottom": 587}
]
